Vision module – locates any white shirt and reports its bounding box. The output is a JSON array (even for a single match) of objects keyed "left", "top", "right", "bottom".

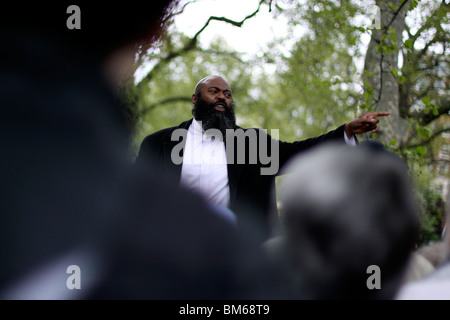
[
  {"left": 344, "top": 131, "right": 357, "bottom": 146},
  {"left": 180, "top": 119, "right": 356, "bottom": 208},
  {"left": 181, "top": 119, "right": 230, "bottom": 207}
]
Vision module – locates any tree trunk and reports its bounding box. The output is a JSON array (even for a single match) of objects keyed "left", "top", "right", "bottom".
[{"left": 361, "top": 0, "right": 411, "bottom": 147}]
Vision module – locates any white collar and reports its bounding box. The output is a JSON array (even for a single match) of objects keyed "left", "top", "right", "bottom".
[
  {"left": 192, "top": 118, "right": 205, "bottom": 137},
  {"left": 191, "top": 118, "right": 223, "bottom": 142}
]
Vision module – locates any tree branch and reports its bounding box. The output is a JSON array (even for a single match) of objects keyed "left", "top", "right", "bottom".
[
  {"left": 162, "top": 0, "right": 202, "bottom": 25},
  {"left": 414, "top": 29, "right": 447, "bottom": 65},
  {"left": 385, "top": 0, "right": 411, "bottom": 30},
  {"left": 374, "top": 0, "right": 410, "bottom": 108},
  {"left": 139, "top": 96, "right": 192, "bottom": 116},
  {"left": 136, "top": 0, "right": 267, "bottom": 88},
  {"left": 406, "top": 126, "right": 450, "bottom": 149},
  {"left": 408, "top": 0, "right": 448, "bottom": 63},
  {"left": 192, "top": 0, "right": 265, "bottom": 41},
  {"left": 415, "top": 99, "right": 450, "bottom": 125}
]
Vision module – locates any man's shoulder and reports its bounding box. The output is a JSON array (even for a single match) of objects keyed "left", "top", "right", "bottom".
[
  {"left": 145, "top": 125, "right": 178, "bottom": 139},
  {"left": 142, "top": 119, "right": 192, "bottom": 143}
]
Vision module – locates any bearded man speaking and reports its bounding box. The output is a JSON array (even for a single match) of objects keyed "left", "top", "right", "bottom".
[{"left": 135, "top": 75, "right": 389, "bottom": 240}]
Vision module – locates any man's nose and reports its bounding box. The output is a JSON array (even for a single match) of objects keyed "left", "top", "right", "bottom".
[{"left": 216, "top": 90, "right": 226, "bottom": 99}]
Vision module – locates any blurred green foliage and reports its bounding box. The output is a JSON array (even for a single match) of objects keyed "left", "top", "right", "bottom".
[{"left": 124, "top": 0, "right": 448, "bottom": 242}]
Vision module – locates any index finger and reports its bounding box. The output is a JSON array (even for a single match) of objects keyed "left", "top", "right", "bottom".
[{"left": 372, "top": 112, "right": 390, "bottom": 117}]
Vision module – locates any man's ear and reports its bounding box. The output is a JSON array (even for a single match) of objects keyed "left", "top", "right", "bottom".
[{"left": 192, "top": 93, "right": 197, "bottom": 105}]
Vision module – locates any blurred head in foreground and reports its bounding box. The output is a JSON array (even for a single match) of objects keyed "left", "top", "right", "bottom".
[
  {"left": 2, "top": 2, "right": 179, "bottom": 60},
  {"left": 269, "top": 142, "right": 419, "bottom": 299},
  {"left": 1, "top": 1, "right": 282, "bottom": 300}
]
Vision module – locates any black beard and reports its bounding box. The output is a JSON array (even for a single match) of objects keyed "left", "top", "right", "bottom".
[{"left": 192, "top": 98, "right": 236, "bottom": 139}]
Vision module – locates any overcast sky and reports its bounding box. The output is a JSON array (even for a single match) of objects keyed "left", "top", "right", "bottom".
[
  {"left": 172, "top": 0, "right": 290, "bottom": 56},
  {"left": 136, "top": 0, "right": 441, "bottom": 83}
]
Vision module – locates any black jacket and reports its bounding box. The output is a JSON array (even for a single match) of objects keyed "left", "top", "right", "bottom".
[{"left": 136, "top": 119, "right": 349, "bottom": 239}]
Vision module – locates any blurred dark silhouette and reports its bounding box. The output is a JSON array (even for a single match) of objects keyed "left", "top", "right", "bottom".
[
  {"left": 0, "top": 1, "right": 284, "bottom": 299},
  {"left": 263, "top": 142, "right": 420, "bottom": 299}
]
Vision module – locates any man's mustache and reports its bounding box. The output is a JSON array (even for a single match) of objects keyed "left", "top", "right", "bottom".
[{"left": 214, "top": 100, "right": 227, "bottom": 107}]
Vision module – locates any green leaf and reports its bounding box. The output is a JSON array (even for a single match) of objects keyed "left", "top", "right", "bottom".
[
  {"left": 416, "top": 146, "right": 425, "bottom": 157},
  {"left": 422, "top": 97, "right": 431, "bottom": 106},
  {"left": 363, "top": 91, "right": 371, "bottom": 99},
  {"left": 390, "top": 32, "right": 397, "bottom": 43},
  {"left": 390, "top": 3, "right": 399, "bottom": 10},
  {"left": 356, "top": 26, "right": 366, "bottom": 33},
  {"left": 363, "top": 70, "right": 375, "bottom": 77},
  {"left": 275, "top": 3, "right": 284, "bottom": 13},
  {"left": 431, "top": 104, "right": 440, "bottom": 116},
  {"left": 387, "top": 26, "right": 396, "bottom": 35},
  {"left": 409, "top": 0, "right": 418, "bottom": 10},
  {"left": 417, "top": 126, "right": 431, "bottom": 139},
  {"left": 404, "top": 39, "right": 413, "bottom": 49}
]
